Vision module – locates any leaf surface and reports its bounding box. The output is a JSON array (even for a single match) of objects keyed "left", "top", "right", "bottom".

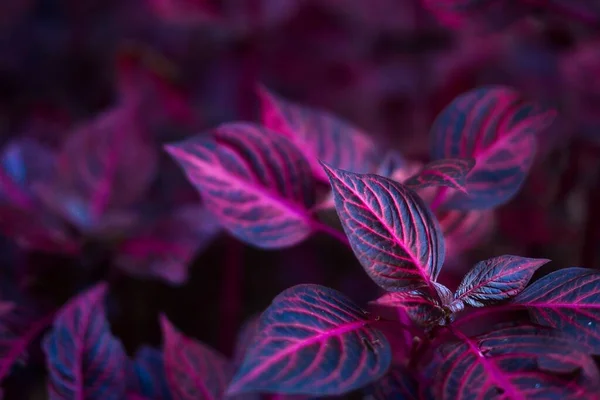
[
  {"left": 259, "top": 86, "right": 381, "bottom": 182},
  {"left": 454, "top": 255, "right": 550, "bottom": 308},
  {"left": 430, "top": 86, "right": 556, "bottom": 209},
  {"left": 436, "top": 324, "right": 600, "bottom": 400},
  {"left": 228, "top": 284, "right": 391, "bottom": 396},
  {"left": 322, "top": 164, "right": 445, "bottom": 293},
  {"left": 161, "top": 315, "right": 231, "bottom": 400},
  {"left": 404, "top": 158, "right": 475, "bottom": 193},
  {"left": 166, "top": 123, "right": 316, "bottom": 249},
  {"left": 42, "top": 283, "right": 127, "bottom": 400},
  {"left": 512, "top": 267, "right": 600, "bottom": 353}
]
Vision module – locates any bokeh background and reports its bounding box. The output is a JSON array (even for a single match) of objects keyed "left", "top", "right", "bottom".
[{"left": 1, "top": 0, "right": 600, "bottom": 398}]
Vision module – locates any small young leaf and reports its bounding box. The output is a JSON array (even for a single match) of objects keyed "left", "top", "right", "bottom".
[
  {"left": 373, "top": 282, "right": 458, "bottom": 327},
  {"left": 42, "top": 283, "right": 127, "bottom": 400},
  {"left": 126, "top": 346, "right": 172, "bottom": 400},
  {"left": 430, "top": 86, "right": 556, "bottom": 210},
  {"left": 454, "top": 255, "right": 550, "bottom": 308},
  {"left": 228, "top": 284, "right": 391, "bottom": 396},
  {"left": 116, "top": 206, "right": 221, "bottom": 284},
  {"left": 321, "top": 164, "right": 445, "bottom": 293},
  {"left": 161, "top": 315, "right": 231, "bottom": 400},
  {"left": 512, "top": 268, "right": 600, "bottom": 353},
  {"left": 404, "top": 158, "right": 475, "bottom": 193},
  {"left": 258, "top": 85, "right": 381, "bottom": 182},
  {"left": 436, "top": 324, "right": 600, "bottom": 399},
  {"left": 165, "top": 123, "right": 316, "bottom": 249}
]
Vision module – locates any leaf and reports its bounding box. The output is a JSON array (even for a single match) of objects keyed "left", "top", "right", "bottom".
[
  {"left": 160, "top": 314, "right": 231, "bottom": 400},
  {"left": 233, "top": 316, "right": 260, "bottom": 368},
  {"left": 512, "top": 268, "right": 600, "bottom": 353},
  {"left": 430, "top": 86, "right": 556, "bottom": 210},
  {"left": 0, "top": 138, "right": 55, "bottom": 210},
  {"left": 258, "top": 85, "right": 381, "bottom": 182},
  {"left": 42, "top": 283, "right": 127, "bottom": 400},
  {"left": 0, "top": 302, "right": 54, "bottom": 383},
  {"left": 35, "top": 104, "right": 158, "bottom": 232},
  {"left": 372, "top": 283, "right": 459, "bottom": 327},
  {"left": 227, "top": 284, "right": 391, "bottom": 396},
  {"left": 321, "top": 164, "right": 445, "bottom": 293},
  {"left": 404, "top": 158, "right": 475, "bottom": 193},
  {"left": 126, "top": 346, "right": 172, "bottom": 400},
  {"left": 454, "top": 255, "right": 550, "bottom": 308},
  {"left": 435, "top": 324, "right": 600, "bottom": 400},
  {"left": 439, "top": 209, "right": 495, "bottom": 260},
  {"left": 376, "top": 150, "right": 406, "bottom": 178},
  {"left": 365, "top": 364, "right": 422, "bottom": 400},
  {"left": 165, "top": 122, "right": 316, "bottom": 249},
  {"left": 116, "top": 205, "right": 221, "bottom": 284}
]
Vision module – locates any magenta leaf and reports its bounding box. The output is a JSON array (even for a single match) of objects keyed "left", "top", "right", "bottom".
[
  {"left": 126, "top": 346, "right": 172, "bottom": 400},
  {"left": 512, "top": 267, "right": 600, "bottom": 353},
  {"left": 453, "top": 255, "right": 550, "bottom": 308},
  {"left": 373, "top": 283, "right": 459, "bottom": 327},
  {"left": 227, "top": 284, "right": 391, "bottom": 396},
  {"left": 436, "top": 324, "right": 600, "bottom": 399},
  {"left": 365, "top": 364, "right": 423, "bottom": 400},
  {"left": 376, "top": 150, "right": 406, "bottom": 178},
  {"left": 165, "top": 122, "right": 316, "bottom": 249},
  {"left": 160, "top": 314, "right": 231, "bottom": 400},
  {"left": 404, "top": 158, "right": 475, "bottom": 194},
  {"left": 321, "top": 164, "right": 445, "bottom": 293},
  {"left": 430, "top": 86, "right": 556, "bottom": 210},
  {"left": 0, "top": 303, "right": 54, "bottom": 383},
  {"left": 116, "top": 205, "right": 221, "bottom": 284},
  {"left": 439, "top": 209, "right": 495, "bottom": 260},
  {"left": 35, "top": 104, "right": 158, "bottom": 232},
  {"left": 42, "top": 283, "right": 127, "bottom": 400},
  {"left": 258, "top": 85, "right": 381, "bottom": 182}
]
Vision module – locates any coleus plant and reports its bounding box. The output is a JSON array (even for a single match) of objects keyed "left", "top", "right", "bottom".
[{"left": 0, "top": 82, "right": 571, "bottom": 398}]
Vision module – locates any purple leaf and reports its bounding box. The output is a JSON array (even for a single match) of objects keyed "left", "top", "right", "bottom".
[
  {"left": 512, "top": 268, "right": 600, "bottom": 353},
  {"left": 160, "top": 314, "right": 231, "bottom": 400},
  {"left": 165, "top": 122, "right": 316, "bottom": 249},
  {"left": 373, "top": 283, "right": 459, "bottom": 327},
  {"left": 365, "top": 364, "right": 422, "bottom": 400},
  {"left": 233, "top": 316, "right": 260, "bottom": 368},
  {"left": 438, "top": 209, "right": 495, "bottom": 260},
  {"left": 454, "top": 255, "right": 550, "bottom": 308},
  {"left": 116, "top": 205, "right": 221, "bottom": 284},
  {"left": 0, "top": 303, "right": 54, "bottom": 383},
  {"left": 404, "top": 158, "right": 475, "bottom": 194},
  {"left": 436, "top": 324, "right": 600, "bottom": 399},
  {"left": 42, "top": 283, "right": 127, "bottom": 400},
  {"left": 258, "top": 85, "right": 381, "bottom": 182},
  {"left": 126, "top": 346, "right": 172, "bottom": 400},
  {"left": 430, "top": 86, "right": 556, "bottom": 210},
  {"left": 35, "top": 104, "right": 158, "bottom": 232},
  {"left": 227, "top": 284, "right": 391, "bottom": 396},
  {"left": 0, "top": 138, "right": 55, "bottom": 210},
  {"left": 376, "top": 150, "right": 406, "bottom": 178},
  {"left": 321, "top": 164, "right": 445, "bottom": 294}
]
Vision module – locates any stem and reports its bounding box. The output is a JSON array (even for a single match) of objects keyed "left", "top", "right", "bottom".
[
  {"left": 430, "top": 187, "right": 448, "bottom": 212},
  {"left": 310, "top": 219, "right": 350, "bottom": 247},
  {"left": 218, "top": 237, "right": 243, "bottom": 355}
]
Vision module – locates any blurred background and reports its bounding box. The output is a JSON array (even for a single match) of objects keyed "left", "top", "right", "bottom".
[{"left": 1, "top": 0, "right": 600, "bottom": 398}]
